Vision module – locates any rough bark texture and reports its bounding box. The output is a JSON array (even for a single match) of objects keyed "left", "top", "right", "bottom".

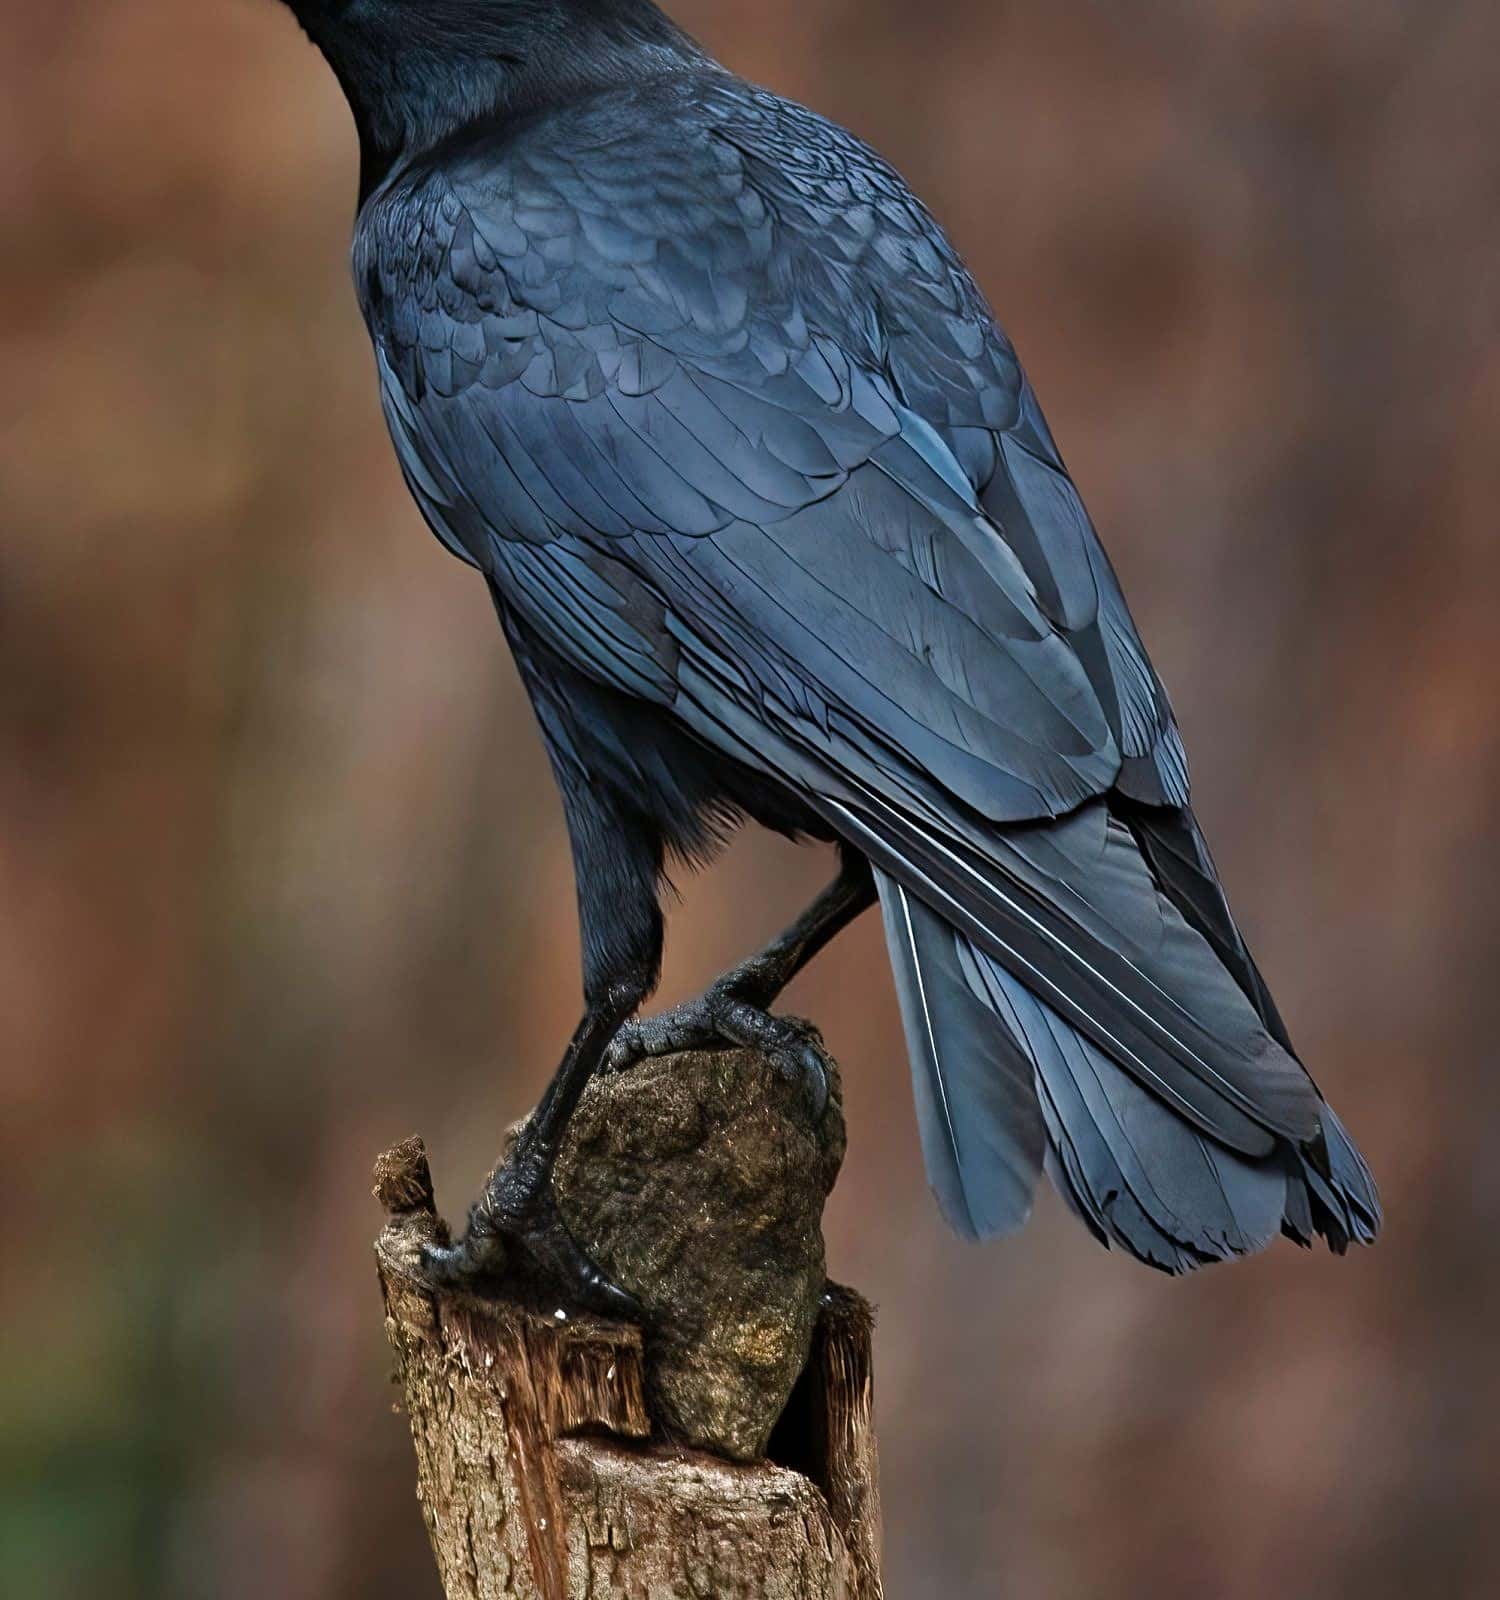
[{"left": 373, "top": 1043, "right": 883, "bottom": 1600}]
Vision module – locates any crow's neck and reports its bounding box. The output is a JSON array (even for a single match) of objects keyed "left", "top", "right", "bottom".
[{"left": 318, "top": 8, "right": 705, "bottom": 205}]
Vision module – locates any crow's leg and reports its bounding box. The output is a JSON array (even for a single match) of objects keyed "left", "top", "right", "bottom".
[
  {"left": 423, "top": 758, "right": 664, "bottom": 1319},
  {"left": 605, "top": 847, "right": 875, "bottom": 1113}
]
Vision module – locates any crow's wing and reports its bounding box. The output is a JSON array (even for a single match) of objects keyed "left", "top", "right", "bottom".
[
  {"left": 360, "top": 78, "right": 1319, "bottom": 1153},
  {"left": 702, "top": 84, "right": 1189, "bottom": 811}
]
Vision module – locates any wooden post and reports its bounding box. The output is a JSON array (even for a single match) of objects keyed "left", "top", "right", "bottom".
[{"left": 372, "top": 1045, "right": 884, "bottom": 1599}]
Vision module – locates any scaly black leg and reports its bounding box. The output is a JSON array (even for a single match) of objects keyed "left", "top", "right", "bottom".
[
  {"left": 604, "top": 847, "right": 876, "bottom": 1112},
  {"left": 422, "top": 978, "right": 650, "bottom": 1317},
  {"left": 423, "top": 617, "right": 667, "bottom": 1316}
]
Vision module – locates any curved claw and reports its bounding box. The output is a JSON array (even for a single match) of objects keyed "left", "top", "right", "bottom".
[
  {"left": 420, "top": 1233, "right": 501, "bottom": 1290},
  {"left": 418, "top": 1193, "right": 641, "bottom": 1322},
  {"left": 606, "top": 991, "right": 831, "bottom": 1122},
  {"left": 603, "top": 1003, "right": 722, "bottom": 1075},
  {"left": 523, "top": 1208, "right": 643, "bottom": 1321},
  {"left": 713, "top": 1001, "right": 830, "bottom": 1121},
  {"left": 774, "top": 1035, "right": 829, "bottom": 1120},
  {"left": 602, "top": 1023, "right": 647, "bottom": 1076}
]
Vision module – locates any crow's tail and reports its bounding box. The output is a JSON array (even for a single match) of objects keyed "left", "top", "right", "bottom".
[{"left": 868, "top": 806, "right": 1380, "bottom": 1272}]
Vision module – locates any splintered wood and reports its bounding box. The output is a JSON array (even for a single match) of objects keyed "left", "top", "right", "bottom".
[{"left": 374, "top": 1137, "right": 883, "bottom": 1600}]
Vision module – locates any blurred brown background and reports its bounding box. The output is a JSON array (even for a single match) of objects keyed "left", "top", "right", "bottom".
[{"left": 3, "top": 0, "right": 1497, "bottom": 1595}]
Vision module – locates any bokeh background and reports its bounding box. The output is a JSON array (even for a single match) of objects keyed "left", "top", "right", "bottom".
[{"left": 4, "top": 0, "right": 1497, "bottom": 1595}]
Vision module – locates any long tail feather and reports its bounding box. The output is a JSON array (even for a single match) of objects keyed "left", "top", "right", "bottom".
[
  {"left": 963, "top": 940, "right": 1287, "bottom": 1272},
  {"left": 877, "top": 869, "right": 1045, "bottom": 1239},
  {"left": 868, "top": 803, "right": 1382, "bottom": 1270}
]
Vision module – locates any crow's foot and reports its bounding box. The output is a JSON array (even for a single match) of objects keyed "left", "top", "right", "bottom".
[
  {"left": 420, "top": 1137, "right": 639, "bottom": 1321},
  {"left": 605, "top": 984, "right": 830, "bottom": 1119}
]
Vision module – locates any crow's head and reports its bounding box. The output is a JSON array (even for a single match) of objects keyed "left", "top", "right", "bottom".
[
  {"left": 280, "top": 0, "right": 689, "bottom": 69},
  {"left": 280, "top": 0, "right": 699, "bottom": 196}
]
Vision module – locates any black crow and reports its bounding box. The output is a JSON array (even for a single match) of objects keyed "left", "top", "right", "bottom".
[{"left": 278, "top": 0, "right": 1379, "bottom": 1309}]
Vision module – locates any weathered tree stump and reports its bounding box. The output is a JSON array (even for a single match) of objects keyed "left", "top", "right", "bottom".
[{"left": 373, "top": 1044, "right": 883, "bottom": 1599}]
